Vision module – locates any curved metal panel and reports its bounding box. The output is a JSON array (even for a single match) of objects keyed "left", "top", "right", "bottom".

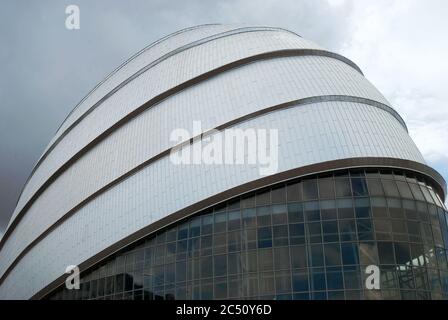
[
  {"left": 10, "top": 31, "right": 366, "bottom": 230},
  {"left": 0, "top": 55, "right": 408, "bottom": 277},
  {"left": 10, "top": 30, "right": 329, "bottom": 226},
  {"left": 0, "top": 101, "right": 429, "bottom": 298}
]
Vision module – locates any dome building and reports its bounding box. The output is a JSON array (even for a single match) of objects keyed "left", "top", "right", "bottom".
[{"left": 0, "top": 24, "right": 447, "bottom": 300}]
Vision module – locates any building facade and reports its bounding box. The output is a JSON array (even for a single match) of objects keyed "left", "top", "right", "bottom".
[{"left": 0, "top": 24, "right": 446, "bottom": 300}]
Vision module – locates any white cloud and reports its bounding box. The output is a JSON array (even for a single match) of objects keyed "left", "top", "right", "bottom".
[{"left": 336, "top": 0, "right": 448, "bottom": 167}]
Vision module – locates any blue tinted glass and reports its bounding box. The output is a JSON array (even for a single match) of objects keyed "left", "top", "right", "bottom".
[
  {"left": 303, "top": 179, "right": 319, "bottom": 200},
  {"left": 343, "top": 269, "right": 361, "bottom": 289},
  {"left": 326, "top": 270, "right": 344, "bottom": 290},
  {"left": 258, "top": 227, "right": 272, "bottom": 240},
  {"left": 189, "top": 219, "right": 201, "bottom": 237},
  {"left": 49, "top": 168, "right": 448, "bottom": 301},
  {"left": 289, "top": 223, "right": 305, "bottom": 237},
  {"left": 324, "top": 244, "right": 341, "bottom": 266},
  {"left": 309, "top": 245, "right": 324, "bottom": 267},
  {"left": 311, "top": 271, "right": 326, "bottom": 291},
  {"left": 312, "top": 291, "right": 327, "bottom": 300},
  {"left": 288, "top": 203, "right": 304, "bottom": 223},
  {"left": 177, "top": 224, "right": 188, "bottom": 240},
  {"left": 293, "top": 292, "right": 310, "bottom": 300},
  {"left": 351, "top": 178, "right": 368, "bottom": 197},
  {"left": 341, "top": 243, "right": 359, "bottom": 265},
  {"left": 292, "top": 272, "right": 309, "bottom": 292},
  {"left": 214, "top": 255, "right": 227, "bottom": 277}
]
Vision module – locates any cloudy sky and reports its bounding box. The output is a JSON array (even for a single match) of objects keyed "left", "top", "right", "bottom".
[{"left": 0, "top": 0, "right": 447, "bottom": 238}]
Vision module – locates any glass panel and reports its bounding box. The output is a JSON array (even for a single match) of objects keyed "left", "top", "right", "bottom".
[
  {"left": 304, "top": 201, "right": 320, "bottom": 222},
  {"left": 351, "top": 178, "right": 368, "bottom": 197},
  {"left": 189, "top": 218, "right": 201, "bottom": 237},
  {"left": 272, "top": 204, "right": 287, "bottom": 225},
  {"left": 214, "top": 212, "right": 226, "bottom": 233},
  {"left": 228, "top": 210, "right": 241, "bottom": 231},
  {"left": 290, "top": 245, "right": 307, "bottom": 269},
  {"left": 337, "top": 198, "right": 354, "bottom": 219},
  {"left": 396, "top": 181, "right": 414, "bottom": 199},
  {"left": 227, "top": 199, "right": 240, "bottom": 210},
  {"left": 360, "top": 240, "right": 380, "bottom": 267},
  {"left": 200, "top": 257, "right": 213, "bottom": 278},
  {"left": 371, "top": 197, "right": 388, "bottom": 218},
  {"left": 421, "top": 186, "right": 435, "bottom": 204},
  {"left": 355, "top": 198, "right": 371, "bottom": 218},
  {"left": 201, "top": 214, "right": 213, "bottom": 235},
  {"left": 259, "top": 248, "right": 274, "bottom": 271},
  {"left": 320, "top": 200, "right": 337, "bottom": 220},
  {"left": 306, "top": 222, "right": 322, "bottom": 243},
  {"left": 318, "top": 178, "right": 335, "bottom": 199},
  {"left": 377, "top": 242, "right": 395, "bottom": 265},
  {"left": 177, "top": 223, "right": 189, "bottom": 240},
  {"left": 258, "top": 226, "right": 273, "bottom": 248},
  {"left": 382, "top": 180, "right": 400, "bottom": 198},
  {"left": 324, "top": 244, "right": 341, "bottom": 266},
  {"left": 271, "top": 186, "right": 286, "bottom": 204},
  {"left": 335, "top": 178, "right": 352, "bottom": 197},
  {"left": 289, "top": 223, "right": 305, "bottom": 237},
  {"left": 326, "top": 268, "right": 343, "bottom": 290},
  {"left": 287, "top": 182, "right": 302, "bottom": 202},
  {"left": 409, "top": 183, "right": 426, "bottom": 202},
  {"left": 257, "top": 206, "right": 271, "bottom": 226},
  {"left": 275, "top": 270, "right": 291, "bottom": 293},
  {"left": 341, "top": 243, "right": 359, "bottom": 265},
  {"left": 344, "top": 267, "right": 361, "bottom": 290},
  {"left": 214, "top": 255, "right": 227, "bottom": 277},
  {"left": 339, "top": 219, "right": 357, "bottom": 242},
  {"left": 303, "top": 179, "right": 318, "bottom": 200},
  {"left": 274, "top": 247, "right": 291, "bottom": 270},
  {"left": 287, "top": 203, "right": 303, "bottom": 223},
  {"left": 310, "top": 269, "right": 326, "bottom": 291},
  {"left": 309, "top": 244, "right": 324, "bottom": 267},
  {"left": 388, "top": 198, "right": 404, "bottom": 219},
  {"left": 242, "top": 208, "right": 256, "bottom": 228},
  {"left": 256, "top": 189, "right": 271, "bottom": 206},
  {"left": 292, "top": 271, "right": 309, "bottom": 292},
  {"left": 241, "top": 195, "right": 255, "bottom": 208},
  {"left": 259, "top": 272, "right": 275, "bottom": 295},
  {"left": 357, "top": 219, "right": 373, "bottom": 240}
]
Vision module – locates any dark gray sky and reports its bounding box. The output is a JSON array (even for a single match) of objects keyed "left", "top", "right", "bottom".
[{"left": 1, "top": 0, "right": 447, "bottom": 238}]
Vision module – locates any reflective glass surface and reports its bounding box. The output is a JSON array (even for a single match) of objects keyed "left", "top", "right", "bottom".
[{"left": 48, "top": 168, "right": 448, "bottom": 300}]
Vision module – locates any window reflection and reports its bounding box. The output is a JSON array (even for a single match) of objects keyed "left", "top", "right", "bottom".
[{"left": 48, "top": 168, "right": 448, "bottom": 300}]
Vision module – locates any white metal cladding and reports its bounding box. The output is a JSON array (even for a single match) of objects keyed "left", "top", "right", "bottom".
[
  {"left": 35, "top": 26, "right": 307, "bottom": 187},
  {"left": 51, "top": 24, "right": 270, "bottom": 142},
  {"left": 10, "top": 29, "right": 328, "bottom": 226},
  {"left": 35, "top": 24, "right": 226, "bottom": 162},
  {"left": 0, "top": 101, "right": 425, "bottom": 299},
  {"left": 43, "top": 24, "right": 241, "bottom": 152},
  {"left": 0, "top": 55, "right": 406, "bottom": 276}
]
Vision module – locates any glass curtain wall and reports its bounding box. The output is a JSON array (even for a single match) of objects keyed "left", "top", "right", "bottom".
[{"left": 47, "top": 168, "right": 448, "bottom": 300}]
